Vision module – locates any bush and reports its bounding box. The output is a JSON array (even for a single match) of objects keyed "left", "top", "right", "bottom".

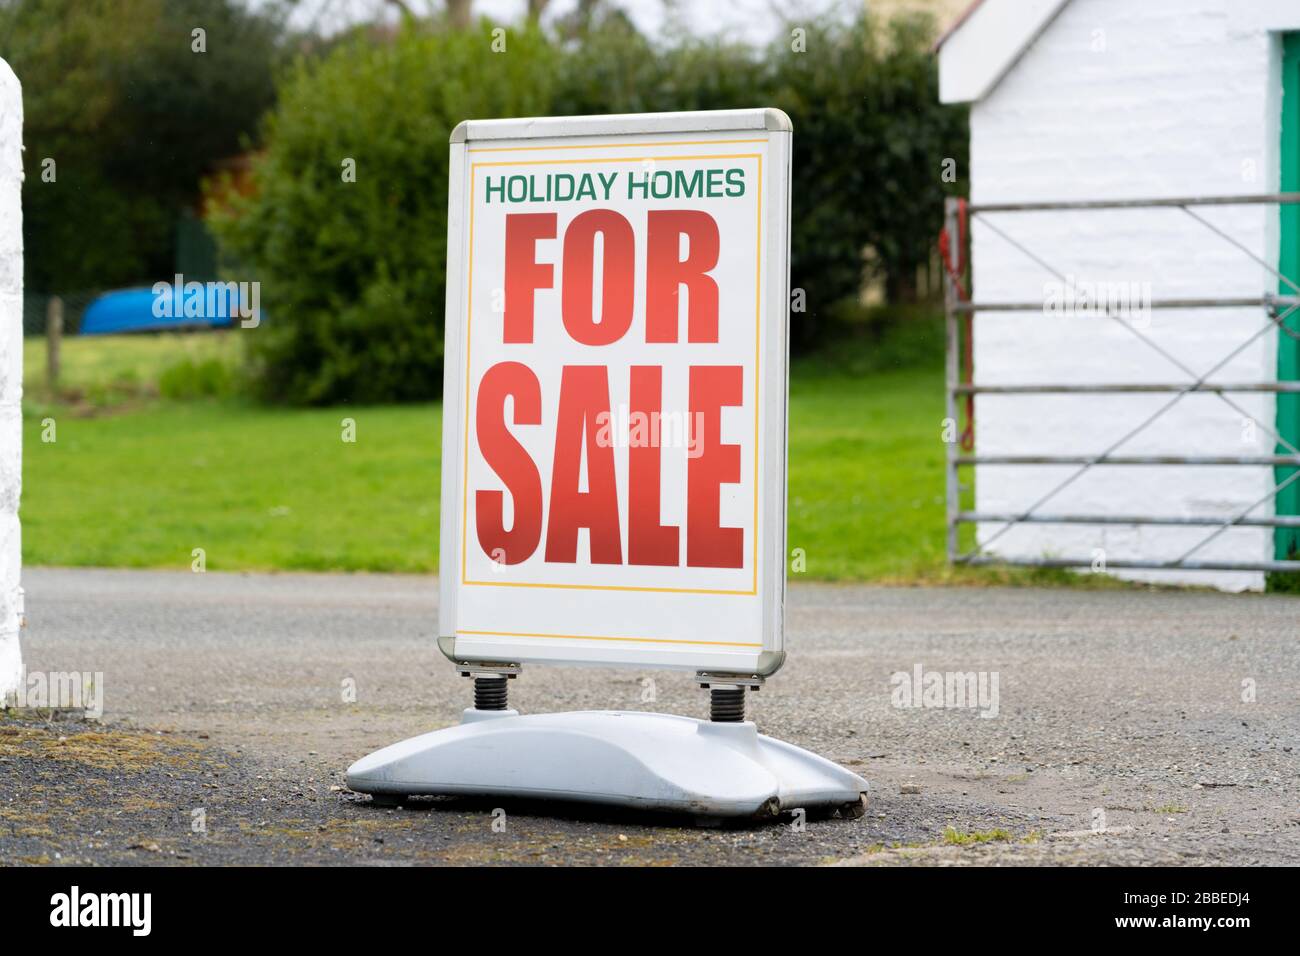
[
  {"left": 794, "top": 302, "right": 945, "bottom": 379},
  {"left": 212, "top": 13, "right": 965, "bottom": 404},
  {"left": 159, "top": 357, "right": 234, "bottom": 400},
  {"left": 770, "top": 15, "right": 967, "bottom": 320},
  {"left": 209, "top": 22, "right": 556, "bottom": 404},
  {"left": 554, "top": 13, "right": 966, "bottom": 348},
  {"left": 3, "top": 0, "right": 284, "bottom": 292}
]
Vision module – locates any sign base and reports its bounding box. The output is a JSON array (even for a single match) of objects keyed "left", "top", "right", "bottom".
[{"left": 346, "top": 710, "right": 868, "bottom": 821}]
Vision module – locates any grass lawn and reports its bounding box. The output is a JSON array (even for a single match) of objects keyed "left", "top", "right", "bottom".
[
  {"left": 20, "top": 324, "right": 1106, "bottom": 584},
  {"left": 25, "top": 331, "right": 240, "bottom": 407},
  {"left": 787, "top": 363, "right": 949, "bottom": 581},
  {"left": 22, "top": 364, "right": 946, "bottom": 577},
  {"left": 23, "top": 401, "right": 441, "bottom": 573}
]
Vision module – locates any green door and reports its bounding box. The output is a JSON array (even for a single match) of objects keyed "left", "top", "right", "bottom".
[
  {"left": 1275, "top": 33, "right": 1300, "bottom": 585},
  {"left": 1279, "top": 33, "right": 1300, "bottom": 582}
]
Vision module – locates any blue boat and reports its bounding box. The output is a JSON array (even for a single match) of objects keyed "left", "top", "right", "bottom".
[{"left": 79, "top": 286, "right": 238, "bottom": 335}]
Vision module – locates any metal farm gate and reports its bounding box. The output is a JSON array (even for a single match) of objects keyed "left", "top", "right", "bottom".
[{"left": 940, "top": 193, "right": 1300, "bottom": 576}]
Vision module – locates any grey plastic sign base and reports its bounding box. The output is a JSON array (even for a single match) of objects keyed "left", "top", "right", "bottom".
[{"left": 346, "top": 710, "right": 869, "bottom": 820}]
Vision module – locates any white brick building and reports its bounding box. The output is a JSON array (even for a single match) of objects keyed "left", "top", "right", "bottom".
[
  {"left": 937, "top": 0, "right": 1300, "bottom": 590},
  {"left": 0, "top": 57, "right": 20, "bottom": 694}
]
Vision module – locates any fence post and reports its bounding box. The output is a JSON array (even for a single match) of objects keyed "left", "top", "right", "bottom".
[{"left": 46, "top": 294, "right": 62, "bottom": 394}]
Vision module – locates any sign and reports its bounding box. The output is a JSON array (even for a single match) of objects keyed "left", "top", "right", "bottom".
[{"left": 439, "top": 109, "right": 792, "bottom": 675}]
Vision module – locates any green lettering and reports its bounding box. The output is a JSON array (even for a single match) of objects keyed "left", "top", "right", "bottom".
[
  {"left": 725, "top": 167, "right": 745, "bottom": 197},
  {"left": 675, "top": 169, "right": 703, "bottom": 198}
]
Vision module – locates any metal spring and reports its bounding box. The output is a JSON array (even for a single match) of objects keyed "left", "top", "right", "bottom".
[
  {"left": 710, "top": 686, "right": 746, "bottom": 722},
  {"left": 474, "top": 675, "right": 509, "bottom": 711}
]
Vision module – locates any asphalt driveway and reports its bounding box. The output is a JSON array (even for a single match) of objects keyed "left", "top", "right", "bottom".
[{"left": 2, "top": 568, "right": 1297, "bottom": 865}]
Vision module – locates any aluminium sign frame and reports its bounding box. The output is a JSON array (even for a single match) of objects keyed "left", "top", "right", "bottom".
[{"left": 438, "top": 108, "right": 793, "bottom": 676}]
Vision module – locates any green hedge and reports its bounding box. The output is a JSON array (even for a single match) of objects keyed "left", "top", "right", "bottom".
[
  {"left": 211, "top": 14, "right": 966, "bottom": 405},
  {"left": 211, "top": 24, "right": 555, "bottom": 404},
  {"left": 3, "top": 0, "right": 283, "bottom": 292}
]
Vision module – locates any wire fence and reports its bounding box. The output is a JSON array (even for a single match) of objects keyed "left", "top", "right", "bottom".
[{"left": 23, "top": 291, "right": 103, "bottom": 337}]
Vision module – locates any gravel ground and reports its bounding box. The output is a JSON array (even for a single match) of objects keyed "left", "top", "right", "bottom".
[{"left": 2, "top": 567, "right": 1297, "bottom": 866}]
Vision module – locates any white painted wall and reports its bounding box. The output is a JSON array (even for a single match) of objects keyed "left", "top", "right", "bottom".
[
  {"left": 937, "top": 0, "right": 1069, "bottom": 104},
  {"left": 953, "top": 0, "right": 1300, "bottom": 590},
  {"left": 0, "top": 58, "right": 20, "bottom": 695}
]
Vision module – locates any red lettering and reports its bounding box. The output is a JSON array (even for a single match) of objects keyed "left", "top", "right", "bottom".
[
  {"left": 562, "top": 210, "right": 635, "bottom": 346},
  {"left": 645, "top": 210, "right": 720, "bottom": 343},
  {"left": 628, "top": 366, "right": 679, "bottom": 566},
  {"left": 687, "top": 365, "right": 743, "bottom": 568},
  {"left": 545, "top": 366, "right": 623, "bottom": 564},
  {"left": 504, "top": 213, "right": 556, "bottom": 343},
  {"left": 475, "top": 361, "right": 543, "bottom": 564}
]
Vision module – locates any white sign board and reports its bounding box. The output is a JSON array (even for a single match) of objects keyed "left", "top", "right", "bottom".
[{"left": 439, "top": 109, "right": 792, "bottom": 676}]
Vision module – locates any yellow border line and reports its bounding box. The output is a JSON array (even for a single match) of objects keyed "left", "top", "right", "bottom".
[
  {"left": 463, "top": 579, "right": 750, "bottom": 596},
  {"left": 456, "top": 628, "right": 762, "bottom": 648},
  {"left": 460, "top": 172, "right": 476, "bottom": 578},
  {"left": 468, "top": 138, "right": 768, "bottom": 153},
  {"left": 460, "top": 147, "right": 764, "bottom": 596},
  {"left": 752, "top": 155, "right": 763, "bottom": 593},
  {"left": 472, "top": 154, "right": 761, "bottom": 168}
]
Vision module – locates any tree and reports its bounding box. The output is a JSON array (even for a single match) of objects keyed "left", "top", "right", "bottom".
[
  {"left": 208, "top": 22, "right": 556, "bottom": 405},
  {"left": 209, "top": 9, "right": 967, "bottom": 403},
  {"left": 446, "top": 0, "right": 471, "bottom": 29},
  {"left": 555, "top": 11, "right": 966, "bottom": 338},
  {"left": 0, "top": 0, "right": 286, "bottom": 292},
  {"left": 769, "top": 13, "right": 966, "bottom": 310}
]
